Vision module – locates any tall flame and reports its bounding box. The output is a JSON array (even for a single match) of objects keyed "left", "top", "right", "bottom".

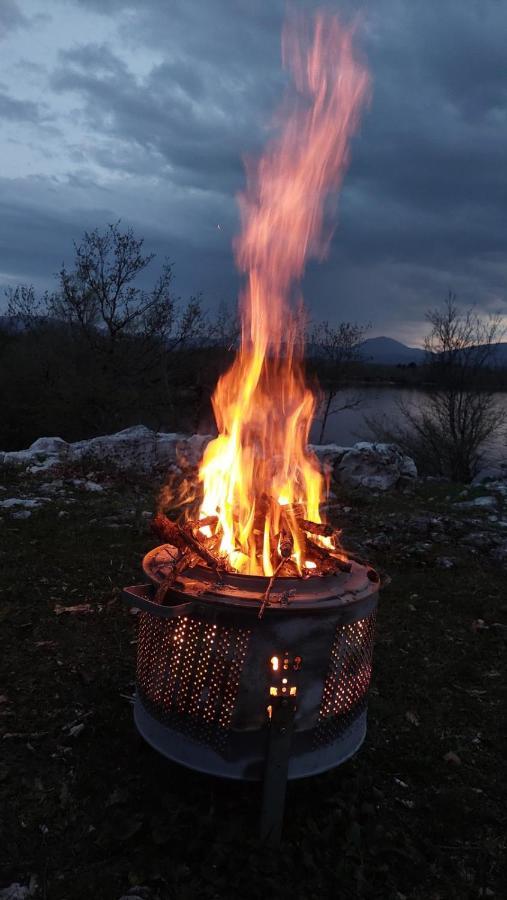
[{"left": 198, "top": 12, "right": 370, "bottom": 575}]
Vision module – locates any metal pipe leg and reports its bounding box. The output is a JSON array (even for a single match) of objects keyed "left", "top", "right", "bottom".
[{"left": 259, "top": 696, "right": 296, "bottom": 845}]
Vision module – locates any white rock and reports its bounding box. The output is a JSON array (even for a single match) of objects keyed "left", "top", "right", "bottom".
[
  {"left": 0, "top": 429, "right": 416, "bottom": 492},
  {"left": 454, "top": 495, "right": 497, "bottom": 510},
  {"left": 84, "top": 481, "right": 104, "bottom": 492},
  {"left": 3, "top": 436, "right": 69, "bottom": 474},
  {"left": 0, "top": 498, "right": 43, "bottom": 509},
  {"left": 0, "top": 497, "right": 50, "bottom": 518},
  {"left": 0, "top": 426, "right": 213, "bottom": 475},
  {"left": 334, "top": 442, "right": 417, "bottom": 491},
  {"left": 70, "top": 479, "right": 105, "bottom": 492},
  {"left": 0, "top": 877, "right": 37, "bottom": 899}
]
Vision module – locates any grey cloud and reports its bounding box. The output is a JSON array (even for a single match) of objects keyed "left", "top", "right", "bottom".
[
  {"left": 1, "top": 0, "right": 507, "bottom": 339},
  {"left": 0, "top": 88, "right": 44, "bottom": 123},
  {"left": 0, "top": 0, "right": 28, "bottom": 40},
  {"left": 0, "top": 172, "right": 237, "bottom": 303},
  {"left": 50, "top": 40, "right": 272, "bottom": 193}
]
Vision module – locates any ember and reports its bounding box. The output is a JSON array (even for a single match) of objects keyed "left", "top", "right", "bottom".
[{"left": 158, "top": 11, "right": 370, "bottom": 583}]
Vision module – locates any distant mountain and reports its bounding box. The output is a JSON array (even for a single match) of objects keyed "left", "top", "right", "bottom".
[
  {"left": 487, "top": 342, "right": 507, "bottom": 368},
  {"left": 359, "top": 336, "right": 425, "bottom": 365}
]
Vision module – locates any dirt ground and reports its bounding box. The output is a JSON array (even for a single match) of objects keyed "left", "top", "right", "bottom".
[{"left": 1, "top": 470, "right": 506, "bottom": 899}]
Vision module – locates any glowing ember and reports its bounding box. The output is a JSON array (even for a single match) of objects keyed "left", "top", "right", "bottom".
[{"left": 166, "top": 12, "right": 369, "bottom": 577}]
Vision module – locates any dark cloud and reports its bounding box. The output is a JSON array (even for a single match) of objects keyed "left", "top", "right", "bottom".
[
  {"left": 49, "top": 39, "right": 275, "bottom": 194},
  {"left": 0, "top": 88, "right": 43, "bottom": 123},
  {"left": 0, "top": 1, "right": 28, "bottom": 40},
  {"left": 1, "top": 0, "right": 506, "bottom": 341}
]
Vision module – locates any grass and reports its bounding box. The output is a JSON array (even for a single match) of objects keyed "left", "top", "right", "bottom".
[{"left": 0, "top": 472, "right": 506, "bottom": 899}]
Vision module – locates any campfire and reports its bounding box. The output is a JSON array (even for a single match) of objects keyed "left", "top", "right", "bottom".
[
  {"left": 123, "top": 12, "right": 376, "bottom": 842},
  {"left": 153, "top": 11, "right": 370, "bottom": 605}
]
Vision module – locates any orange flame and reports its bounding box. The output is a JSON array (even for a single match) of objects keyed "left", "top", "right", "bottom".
[{"left": 198, "top": 13, "right": 369, "bottom": 575}]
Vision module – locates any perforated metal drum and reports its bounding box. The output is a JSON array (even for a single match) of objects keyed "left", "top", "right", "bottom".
[{"left": 123, "top": 545, "right": 378, "bottom": 780}]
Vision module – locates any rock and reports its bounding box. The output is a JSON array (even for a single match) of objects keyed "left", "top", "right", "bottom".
[
  {"left": 309, "top": 443, "right": 348, "bottom": 466},
  {"left": 0, "top": 498, "right": 47, "bottom": 518},
  {"left": 38, "top": 480, "right": 64, "bottom": 493},
  {"left": 462, "top": 532, "right": 499, "bottom": 550},
  {"left": 472, "top": 463, "right": 507, "bottom": 485},
  {"left": 1, "top": 430, "right": 417, "bottom": 492},
  {"left": 454, "top": 495, "right": 497, "bottom": 510},
  {"left": 2, "top": 436, "right": 69, "bottom": 475},
  {"left": 0, "top": 498, "right": 44, "bottom": 509},
  {"left": 0, "top": 878, "right": 37, "bottom": 900},
  {"left": 71, "top": 479, "right": 105, "bottom": 492},
  {"left": 365, "top": 532, "right": 391, "bottom": 550},
  {"left": 333, "top": 442, "right": 417, "bottom": 491},
  {"left": 436, "top": 556, "right": 456, "bottom": 569},
  {"left": 1, "top": 426, "right": 213, "bottom": 475},
  {"left": 409, "top": 541, "right": 433, "bottom": 557}
]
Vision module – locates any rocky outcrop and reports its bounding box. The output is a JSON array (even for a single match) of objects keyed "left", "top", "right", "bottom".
[
  {"left": 1, "top": 428, "right": 417, "bottom": 490},
  {"left": 310, "top": 441, "right": 417, "bottom": 491},
  {"left": 0, "top": 426, "right": 211, "bottom": 476}
]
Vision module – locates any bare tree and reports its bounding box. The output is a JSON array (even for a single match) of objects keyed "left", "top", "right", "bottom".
[
  {"left": 5, "top": 223, "right": 208, "bottom": 434},
  {"left": 55, "top": 222, "right": 206, "bottom": 361},
  {"left": 310, "top": 320, "right": 368, "bottom": 443},
  {"left": 367, "top": 293, "right": 506, "bottom": 481},
  {"left": 6, "top": 284, "right": 50, "bottom": 329}
]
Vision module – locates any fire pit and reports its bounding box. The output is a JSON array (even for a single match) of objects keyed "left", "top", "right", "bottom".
[
  {"left": 123, "top": 539, "right": 378, "bottom": 840},
  {"left": 124, "top": 549, "right": 377, "bottom": 780},
  {"left": 121, "top": 11, "right": 373, "bottom": 842}
]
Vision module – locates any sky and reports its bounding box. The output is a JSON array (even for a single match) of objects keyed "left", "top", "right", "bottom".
[{"left": 0, "top": 0, "right": 506, "bottom": 345}]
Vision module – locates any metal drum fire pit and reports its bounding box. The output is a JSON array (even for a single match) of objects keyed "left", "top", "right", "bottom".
[{"left": 123, "top": 544, "right": 378, "bottom": 841}]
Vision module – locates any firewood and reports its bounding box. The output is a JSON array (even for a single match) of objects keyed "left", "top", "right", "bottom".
[
  {"left": 197, "top": 515, "right": 219, "bottom": 529},
  {"left": 297, "top": 518, "right": 334, "bottom": 537},
  {"left": 151, "top": 513, "right": 186, "bottom": 549},
  {"left": 178, "top": 523, "right": 228, "bottom": 574},
  {"left": 154, "top": 552, "right": 192, "bottom": 603},
  {"left": 258, "top": 557, "right": 285, "bottom": 619},
  {"left": 306, "top": 537, "right": 352, "bottom": 573},
  {"left": 279, "top": 528, "right": 294, "bottom": 559}
]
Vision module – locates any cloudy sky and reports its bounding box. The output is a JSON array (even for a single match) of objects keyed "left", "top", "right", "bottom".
[{"left": 1, "top": 0, "right": 506, "bottom": 344}]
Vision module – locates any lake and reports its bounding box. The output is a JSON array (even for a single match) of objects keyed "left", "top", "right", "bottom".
[{"left": 309, "top": 385, "right": 507, "bottom": 463}]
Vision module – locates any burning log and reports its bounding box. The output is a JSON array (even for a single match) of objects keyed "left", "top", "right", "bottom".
[
  {"left": 306, "top": 537, "right": 352, "bottom": 574},
  {"left": 297, "top": 518, "right": 334, "bottom": 537},
  {"left": 278, "top": 528, "right": 294, "bottom": 559},
  {"left": 151, "top": 513, "right": 228, "bottom": 577},
  {"left": 258, "top": 527, "right": 295, "bottom": 618},
  {"left": 197, "top": 515, "right": 219, "bottom": 529},
  {"left": 152, "top": 513, "right": 187, "bottom": 550}
]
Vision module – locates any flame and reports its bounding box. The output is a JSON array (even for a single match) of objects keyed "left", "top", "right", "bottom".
[{"left": 196, "top": 12, "right": 369, "bottom": 575}]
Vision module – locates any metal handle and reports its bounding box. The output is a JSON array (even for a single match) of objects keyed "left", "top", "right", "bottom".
[{"left": 122, "top": 583, "right": 197, "bottom": 619}]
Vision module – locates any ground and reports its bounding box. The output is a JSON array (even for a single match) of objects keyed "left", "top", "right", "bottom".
[{"left": 0, "top": 468, "right": 506, "bottom": 900}]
